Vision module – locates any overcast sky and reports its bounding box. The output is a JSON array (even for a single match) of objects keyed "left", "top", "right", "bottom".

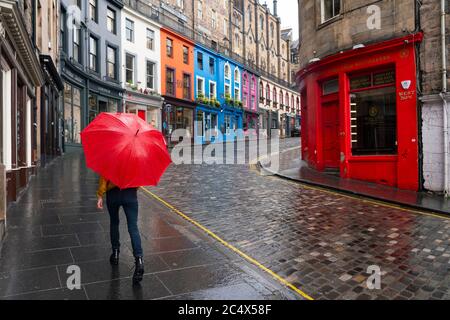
[{"left": 265, "top": 0, "right": 299, "bottom": 40}]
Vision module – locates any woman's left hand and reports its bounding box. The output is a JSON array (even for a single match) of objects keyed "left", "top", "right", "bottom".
[{"left": 97, "top": 197, "right": 103, "bottom": 210}]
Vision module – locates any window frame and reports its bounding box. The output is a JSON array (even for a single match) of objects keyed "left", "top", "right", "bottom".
[
  {"left": 106, "top": 45, "right": 118, "bottom": 80},
  {"left": 125, "top": 53, "right": 136, "bottom": 85},
  {"left": 165, "top": 67, "right": 176, "bottom": 96},
  {"left": 106, "top": 7, "right": 117, "bottom": 34},
  {"left": 166, "top": 38, "right": 174, "bottom": 58},
  {"left": 72, "top": 22, "right": 81, "bottom": 63},
  {"left": 183, "top": 46, "right": 189, "bottom": 64},
  {"left": 125, "top": 18, "right": 135, "bottom": 42},
  {"left": 147, "top": 28, "right": 155, "bottom": 50},
  {"left": 88, "top": 34, "right": 99, "bottom": 73},
  {"left": 320, "top": 0, "right": 341, "bottom": 24},
  {"left": 196, "top": 76, "right": 205, "bottom": 97},
  {"left": 209, "top": 80, "right": 217, "bottom": 100},
  {"left": 183, "top": 73, "right": 192, "bottom": 100},
  {"left": 146, "top": 60, "right": 156, "bottom": 90},
  {"left": 89, "top": 0, "right": 98, "bottom": 23}
]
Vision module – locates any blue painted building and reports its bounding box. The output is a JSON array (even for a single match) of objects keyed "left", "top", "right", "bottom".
[{"left": 194, "top": 44, "right": 243, "bottom": 144}]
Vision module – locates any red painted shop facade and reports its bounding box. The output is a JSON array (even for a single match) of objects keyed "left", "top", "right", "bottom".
[{"left": 298, "top": 33, "right": 423, "bottom": 191}]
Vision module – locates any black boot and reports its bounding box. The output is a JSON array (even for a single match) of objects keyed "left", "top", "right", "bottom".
[
  {"left": 110, "top": 249, "right": 119, "bottom": 266},
  {"left": 132, "top": 256, "right": 144, "bottom": 284}
]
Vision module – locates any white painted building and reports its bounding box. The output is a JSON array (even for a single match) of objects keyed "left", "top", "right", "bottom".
[
  {"left": 258, "top": 77, "right": 301, "bottom": 138},
  {"left": 121, "top": 5, "right": 162, "bottom": 129}
]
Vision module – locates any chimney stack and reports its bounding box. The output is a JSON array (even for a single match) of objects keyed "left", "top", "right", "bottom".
[{"left": 273, "top": 0, "right": 278, "bottom": 16}]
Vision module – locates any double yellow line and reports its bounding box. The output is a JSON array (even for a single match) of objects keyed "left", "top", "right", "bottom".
[{"left": 140, "top": 186, "right": 314, "bottom": 300}]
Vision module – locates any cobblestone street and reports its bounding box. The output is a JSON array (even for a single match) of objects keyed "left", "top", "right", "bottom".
[{"left": 151, "top": 139, "right": 450, "bottom": 300}]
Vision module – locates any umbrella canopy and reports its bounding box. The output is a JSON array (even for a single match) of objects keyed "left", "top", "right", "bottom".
[{"left": 81, "top": 112, "right": 172, "bottom": 189}]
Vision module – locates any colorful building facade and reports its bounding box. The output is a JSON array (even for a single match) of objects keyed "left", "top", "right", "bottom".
[
  {"left": 160, "top": 27, "right": 195, "bottom": 144},
  {"left": 298, "top": 34, "right": 422, "bottom": 191},
  {"left": 121, "top": 5, "right": 162, "bottom": 130},
  {"left": 242, "top": 69, "right": 259, "bottom": 138},
  {"left": 194, "top": 44, "right": 244, "bottom": 144}
]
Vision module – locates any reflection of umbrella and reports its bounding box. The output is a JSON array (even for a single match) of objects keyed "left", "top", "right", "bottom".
[{"left": 81, "top": 112, "right": 172, "bottom": 189}]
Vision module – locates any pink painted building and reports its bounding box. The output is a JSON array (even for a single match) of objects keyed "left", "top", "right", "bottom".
[{"left": 242, "top": 70, "right": 259, "bottom": 135}]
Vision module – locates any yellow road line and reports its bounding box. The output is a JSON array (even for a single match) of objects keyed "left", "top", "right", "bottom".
[{"left": 139, "top": 186, "right": 314, "bottom": 301}]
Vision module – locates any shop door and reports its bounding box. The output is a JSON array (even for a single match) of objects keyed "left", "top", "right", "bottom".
[{"left": 322, "top": 100, "right": 340, "bottom": 168}]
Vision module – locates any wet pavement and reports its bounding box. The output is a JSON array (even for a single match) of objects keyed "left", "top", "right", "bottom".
[
  {"left": 1, "top": 138, "right": 450, "bottom": 300},
  {"left": 0, "top": 150, "right": 296, "bottom": 300}
]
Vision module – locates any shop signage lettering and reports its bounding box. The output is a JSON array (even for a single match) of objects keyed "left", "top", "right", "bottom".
[
  {"left": 325, "top": 55, "right": 392, "bottom": 76},
  {"left": 399, "top": 90, "right": 415, "bottom": 101},
  {"left": 373, "top": 70, "right": 395, "bottom": 86},
  {"left": 350, "top": 75, "right": 371, "bottom": 90}
]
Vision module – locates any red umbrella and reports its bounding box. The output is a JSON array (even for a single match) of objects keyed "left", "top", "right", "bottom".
[{"left": 81, "top": 112, "right": 172, "bottom": 189}]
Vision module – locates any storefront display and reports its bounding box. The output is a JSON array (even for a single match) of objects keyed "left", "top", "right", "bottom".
[{"left": 298, "top": 33, "right": 423, "bottom": 190}]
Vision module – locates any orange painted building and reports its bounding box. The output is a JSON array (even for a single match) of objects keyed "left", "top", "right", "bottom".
[{"left": 160, "top": 27, "right": 195, "bottom": 144}]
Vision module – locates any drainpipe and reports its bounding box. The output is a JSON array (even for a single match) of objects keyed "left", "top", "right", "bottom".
[{"left": 441, "top": 0, "right": 449, "bottom": 196}]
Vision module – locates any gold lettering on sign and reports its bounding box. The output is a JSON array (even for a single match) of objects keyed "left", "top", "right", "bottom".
[{"left": 399, "top": 90, "right": 415, "bottom": 101}]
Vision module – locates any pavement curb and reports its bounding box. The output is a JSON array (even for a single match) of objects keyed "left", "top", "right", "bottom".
[{"left": 257, "top": 161, "right": 450, "bottom": 218}]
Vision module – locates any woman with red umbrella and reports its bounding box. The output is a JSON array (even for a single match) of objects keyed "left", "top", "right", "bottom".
[{"left": 81, "top": 113, "right": 171, "bottom": 284}]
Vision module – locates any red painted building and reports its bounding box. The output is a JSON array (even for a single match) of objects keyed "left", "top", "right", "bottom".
[{"left": 298, "top": 33, "right": 423, "bottom": 191}]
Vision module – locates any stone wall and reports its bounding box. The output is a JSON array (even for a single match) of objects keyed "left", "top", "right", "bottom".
[
  {"left": 298, "top": 0, "right": 416, "bottom": 69},
  {"left": 419, "top": 0, "right": 450, "bottom": 95}
]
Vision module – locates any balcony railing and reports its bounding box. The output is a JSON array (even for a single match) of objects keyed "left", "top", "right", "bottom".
[{"left": 124, "top": 0, "right": 294, "bottom": 90}]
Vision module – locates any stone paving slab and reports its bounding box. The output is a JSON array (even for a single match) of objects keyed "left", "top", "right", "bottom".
[{"left": 0, "top": 152, "right": 297, "bottom": 300}]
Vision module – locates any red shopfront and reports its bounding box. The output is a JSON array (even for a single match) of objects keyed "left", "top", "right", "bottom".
[{"left": 298, "top": 33, "right": 423, "bottom": 191}]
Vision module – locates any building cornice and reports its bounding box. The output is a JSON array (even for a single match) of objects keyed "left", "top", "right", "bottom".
[
  {"left": 0, "top": 1, "right": 44, "bottom": 86},
  {"left": 298, "top": 32, "right": 424, "bottom": 80}
]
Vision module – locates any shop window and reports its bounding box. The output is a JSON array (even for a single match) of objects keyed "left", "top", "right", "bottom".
[
  {"left": 64, "top": 83, "right": 81, "bottom": 144},
  {"left": 197, "top": 110, "right": 204, "bottom": 137},
  {"left": 350, "top": 85, "right": 397, "bottom": 156},
  {"left": 322, "top": 78, "right": 339, "bottom": 95},
  {"left": 321, "top": 0, "right": 341, "bottom": 23}
]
